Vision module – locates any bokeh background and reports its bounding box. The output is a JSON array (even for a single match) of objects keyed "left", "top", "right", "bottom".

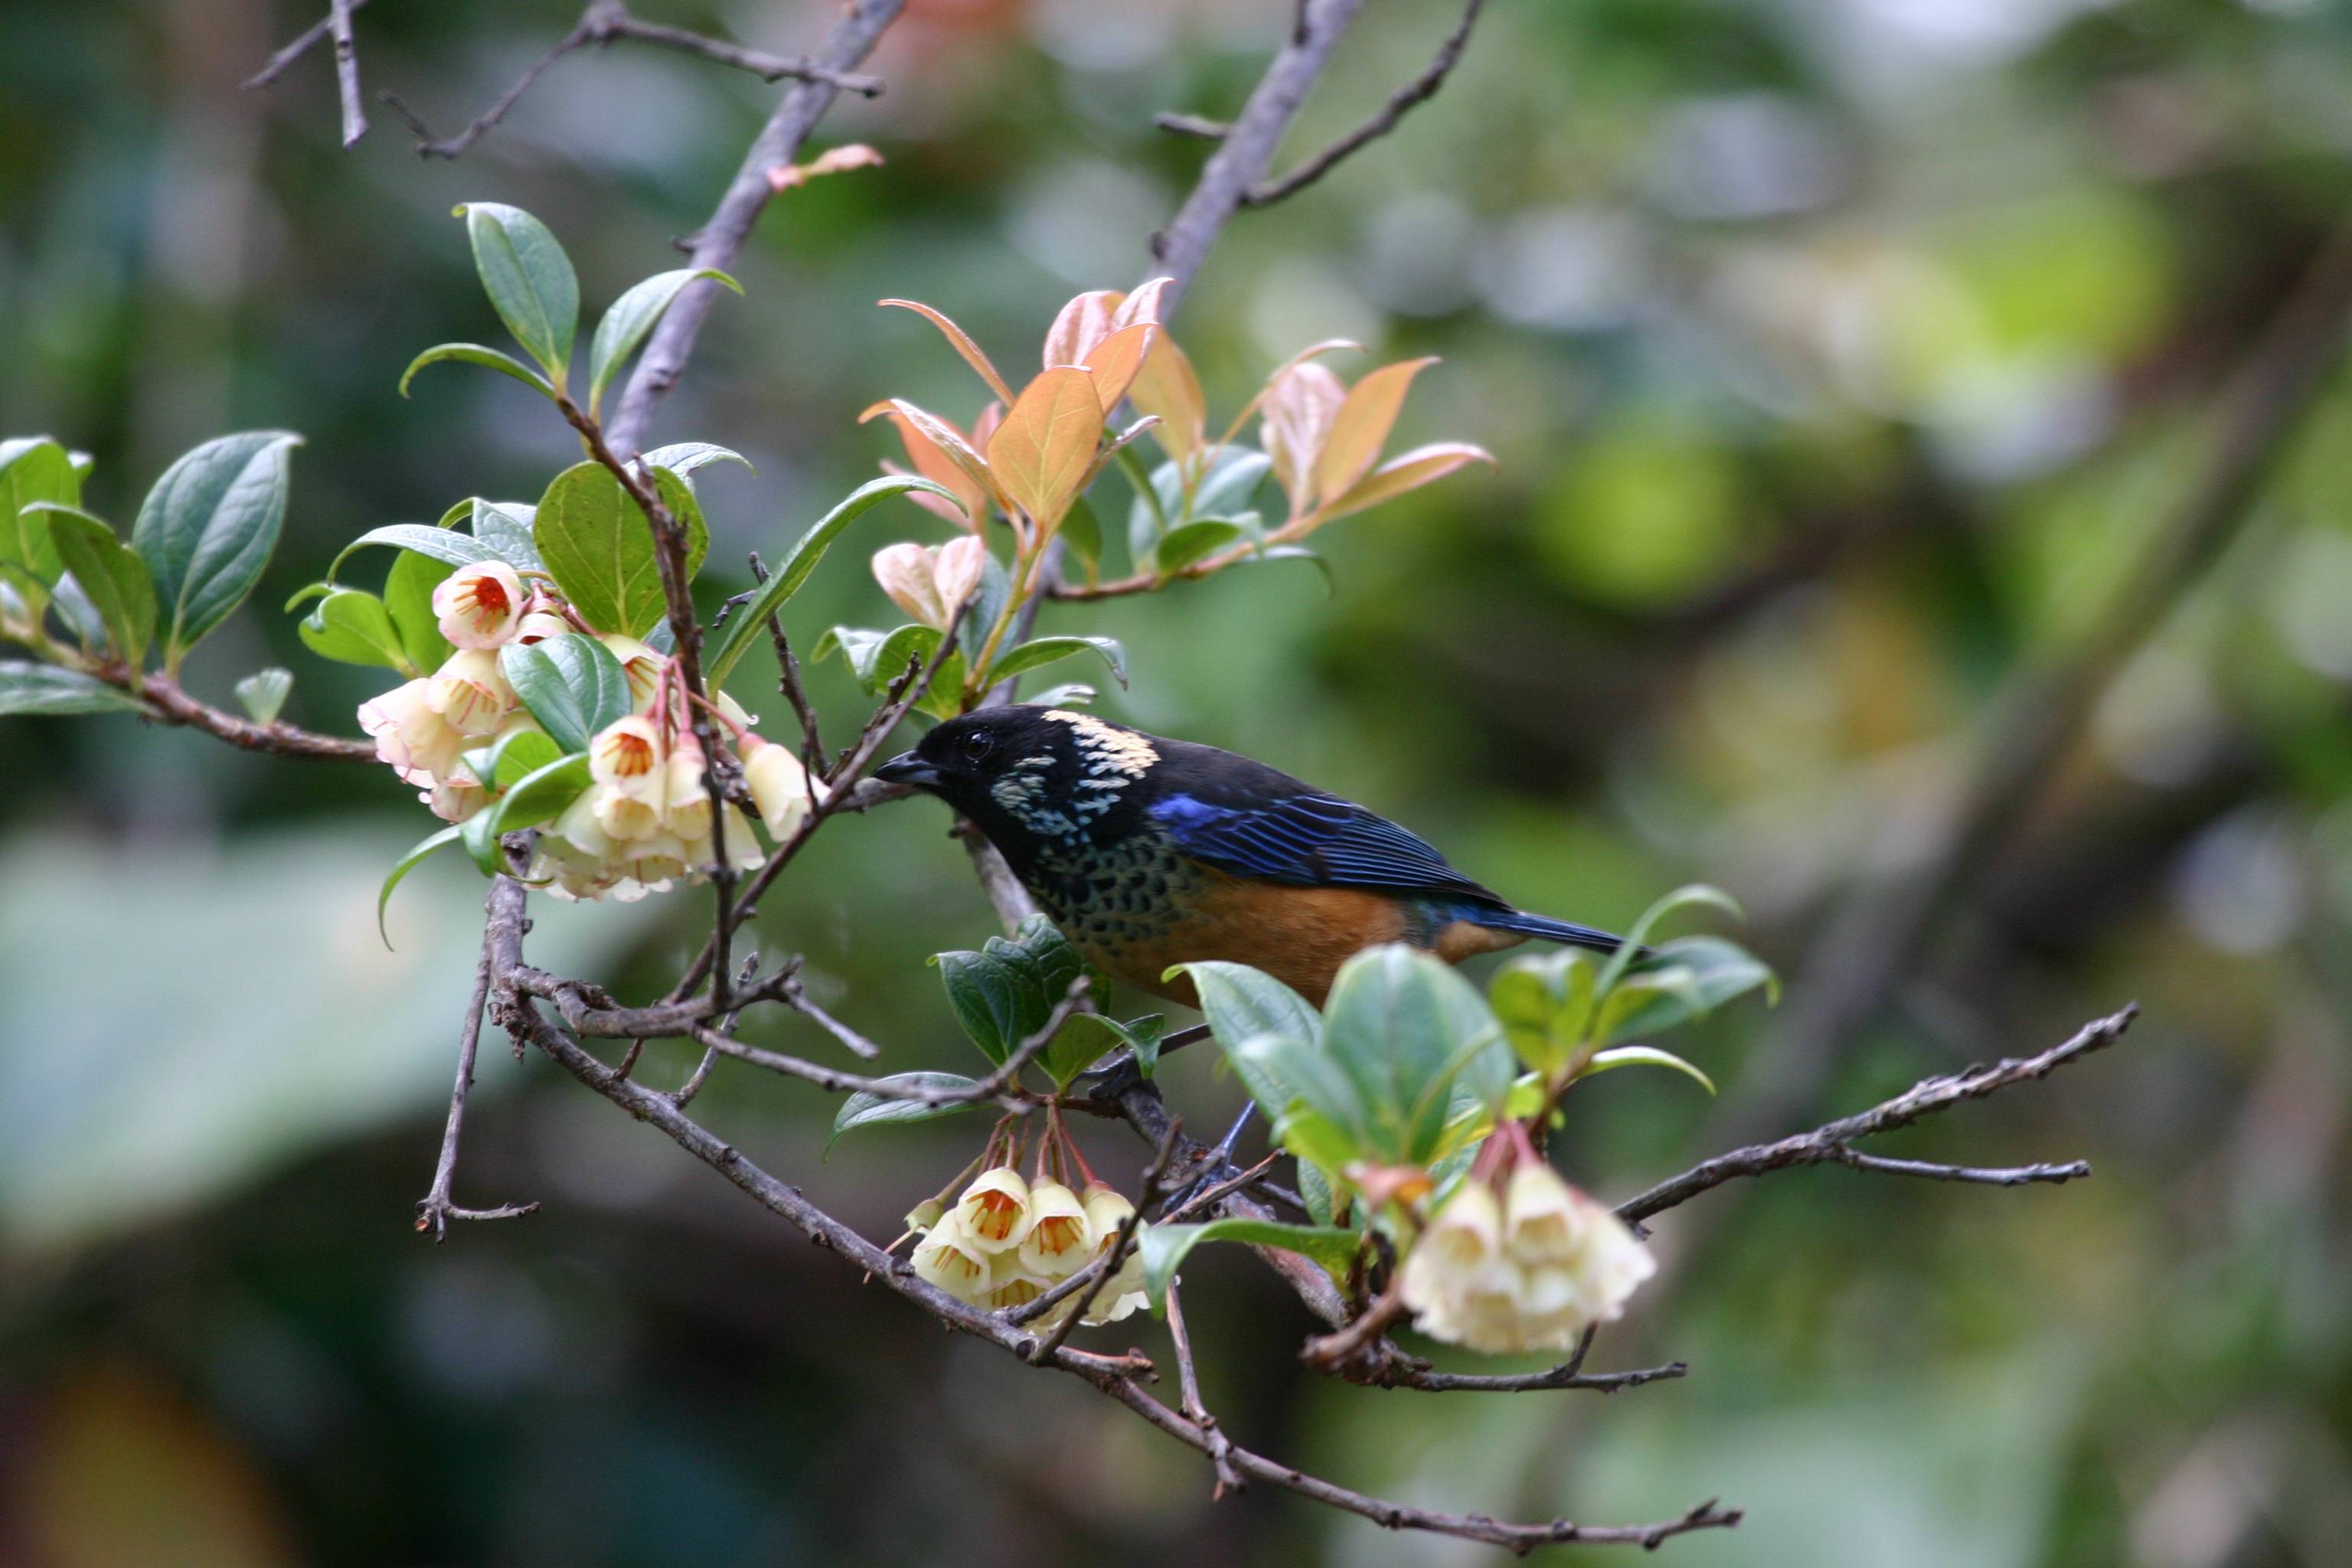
[{"left": 6, "top": 0, "right": 2351, "bottom": 1563}]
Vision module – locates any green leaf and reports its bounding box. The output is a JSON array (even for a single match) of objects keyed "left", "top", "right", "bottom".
[
  {"left": 328, "top": 523, "right": 502, "bottom": 581},
  {"left": 957, "top": 548, "right": 1011, "bottom": 666},
  {"left": 1579, "top": 1045, "right": 1717, "bottom": 1094},
  {"left": 981, "top": 635, "right": 1127, "bottom": 690},
  {"left": 0, "top": 438, "right": 79, "bottom": 585},
  {"left": 1191, "top": 448, "right": 1272, "bottom": 518},
  {"left": 1137, "top": 1219, "right": 1357, "bottom": 1311},
  {"left": 0, "top": 659, "right": 145, "bottom": 716},
  {"left": 489, "top": 751, "right": 592, "bottom": 835},
  {"left": 1126, "top": 456, "right": 1184, "bottom": 562},
  {"left": 929, "top": 916, "right": 1083, "bottom": 1068},
  {"left": 460, "top": 806, "right": 504, "bottom": 877},
  {"left": 1060, "top": 495, "right": 1102, "bottom": 570},
  {"left": 1148, "top": 518, "right": 1245, "bottom": 578},
  {"left": 1597, "top": 883, "right": 1746, "bottom": 998},
  {"left": 532, "top": 462, "right": 706, "bottom": 637},
  {"left": 1321, "top": 945, "right": 1509, "bottom": 1167},
  {"left": 702, "top": 475, "right": 961, "bottom": 688},
  {"left": 466, "top": 499, "right": 543, "bottom": 570},
  {"left": 455, "top": 202, "right": 579, "bottom": 387},
  {"left": 132, "top": 431, "right": 301, "bottom": 671},
  {"left": 827, "top": 1074, "right": 985, "bottom": 1154},
  {"left": 1026, "top": 682, "right": 1096, "bottom": 708},
  {"left": 817, "top": 622, "right": 942, "bottom": 694},
  {"left": 299, "top": 589, "right": 410, "bottom": 671},
  {"left": 1177, "top": 961, "right": 1331, "bottom": 1125},
  {"left": 1491, "top": 948, "right": 1598, "bottom": 1076},
  {"left": 397, "top": 343, "right": 556, "bottom": 400},
  {"left": 377, "top": 824, "right": 462, "bottom": 947},
  {"left": 234, "top": 668, "right": 292, "bottom": 724},
  {"left": 498, "top": 633, "right": 631, "bottom": 753},
  {"left": 488, "top": 727, "right": 564, "bottom": 790},
  {"left": 1296, "top": 1160, "right": 1336, "bottom": 1226},
  {"left": 1077, "top": 1013, "right": 1167, "bottom": 1080},
  {"left": 1594, "top": 936, "right": 1776, "bottom": 1045},
  {"left": 638, "top": 443, "right": 753, "bottom": 480},
  {"left": 384, "top": 550, "right": 456, "bottom": 673},
  {"left": 37, "top": 505, "right": 155, "bottom": 666},
  {"left": 586, "top": 269, "right": 740, "bottom": 416}
]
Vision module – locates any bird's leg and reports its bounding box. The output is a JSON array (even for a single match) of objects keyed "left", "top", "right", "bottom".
[{"left": 1161, "top": 1102, "right": 1259, "bottom": 1214}]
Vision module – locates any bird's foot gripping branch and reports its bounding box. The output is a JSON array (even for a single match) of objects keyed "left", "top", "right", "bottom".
[{"left": 1, "top": 194, "right": 2136, "bottom": 1554}]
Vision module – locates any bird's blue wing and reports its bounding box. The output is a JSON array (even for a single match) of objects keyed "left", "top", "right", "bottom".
[{"left": 1148, "top": 791, "right": 1500, "bottom": 903}]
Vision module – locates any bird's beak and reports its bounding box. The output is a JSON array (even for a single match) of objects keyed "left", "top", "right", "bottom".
[{"left": 874, "top": 751, "right": 942, "bottom": 789}]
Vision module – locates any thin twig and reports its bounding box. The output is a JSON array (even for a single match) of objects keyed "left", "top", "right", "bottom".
[
  {"left": 132, "top": 671, "right": 374, "bottom": 761},
  {"left": 1617, "top": 1004, "right": 2135, "bottom": 1225},
  {"left": 415, "top": 909, "right": 537, "bottom": 1238},
  {"left": 328, "top": 0, "right": 367, "bottom": 147},
  {"left": 1243, "top": 0, "right": 1484, "bottom": 207},
  {"left": 1165, "top": 1279, "right": 1245, "bottom": 1497},
  {"left": 243, "top": 0, "right": 375, "bottom": 91}
]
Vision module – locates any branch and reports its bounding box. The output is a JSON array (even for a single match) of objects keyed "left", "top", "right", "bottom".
[
  {"left": 328, "top": 0, "right": 366, "bottom": 149},
  {"left": 483, "top": 874, "right": 1734, "bottom": 1552},
  {"left": 415, "top": 892, "right": 537, "bottom": 1237},
  {"left": 1165, "top": 1281, "right": 1244, "bottom": 1497},
  {"left": 1617, "top": 1005, "right": 2135, "bottom": 1226},
  {"left": 243, "top": 0, "right": 374, "bottom": 90},
  {"left": 1148, "top": 0, "right": 1367, "bottom": 307},
  {"left": 136, "top": 671, "right": 373, "bottom": 761},
  {"left": 606, "top": 0, "right": 906, "bottom": 455},
  {"left": 1243, "top": 0, "right": 1484, "bottom": 208}
]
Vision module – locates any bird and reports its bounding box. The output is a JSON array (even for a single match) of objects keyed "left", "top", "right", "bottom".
[{"left": 875, "top": 705, "right": 1632, "bottom": 1010}]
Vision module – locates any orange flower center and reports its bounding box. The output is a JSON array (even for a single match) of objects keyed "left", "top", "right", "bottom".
[
  {"left": 969, "top": 1190, "right": 1021, "bottom": 1240},
  {"left": 1033, "top": 1216, "right": 1083, "bottom": 1257},
  {"left": 469, "top": 575, "right": 511, "bottom": 616}
]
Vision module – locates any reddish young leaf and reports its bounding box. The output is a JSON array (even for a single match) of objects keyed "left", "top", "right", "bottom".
[
  {"left": 986, "top": 368, "right": 1102, "bottom": 532},
  {"left": 860, "top": 399, "right": 999, "bottom": 521},
  {"left": 879, "top": 298, "right": 1017, "bottom": 405},
  {"left": 1081, "top": 322, "right": 1157, "bottom": 414},
  {"left": 1313, "top": 357, "right": 1439, "bottom": 505},
  {"left": 1044, "top": 289, "right": 1122, "bottom": 368},
  {"left": 1126, "top": 336, "right": 1206, "bottom": 462},
  {"left": 1321, "top": 441, "right": 1495, "bottom": 522},
  {"left": 1262, "top": 361, "right": 1348, "bottom": 514},
  {"left": 1111, "top": 276, "right": 1174, "bottom": 331}
]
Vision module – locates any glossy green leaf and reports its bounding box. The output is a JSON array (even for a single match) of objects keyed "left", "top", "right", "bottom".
[
  {"left": 1137, "top": 1219, "right": 1357, "bottom": 1311},
  {"left": 328, "top": 523, "right": 502, "bottom": 581},
  {"left": 929, "top": 916, "right": 1083, "bottom": 1068},
  {"left": 1597, "top": 883, "right": 1746, "bottom": 997},
  {"left": 1594, "top": 935, "right": 1776, "bottom": 1045},
  {"left": 0, "top": 659, "right": 145, "bottom": 716},
  {"left": 460, "top": 806, "right": 504, "bottom": 877},
  {"left": 0, "top": 438, "right": 78, "bottom": 585},
  {"left": 815, "top": 622, "right": 942, "bottom": 694},
  {"left": 397, "top": 342, "right": 556, "bottom": 400},
  {"left": 532, "top": 462, "right": 706, "bottom": 637},
  {"left": 466, "top": 499, "right": 542, "bottom": 570},
  {"left": 1321, "top": 945, "right": 1510, "bottom": 1167},
  {"left": 489, "top": 751, "right": 592, "bottom": 835},
  {"left": 455, "top": 203, "right": 579, "bottom": 386},
  {"left": 957, "top": 548, "right": 1011, "bottom": 666},
  {"left": 638, "top": 442, "right": 753, "bottom": 480},
  {"left": 827, "top": 1074, "right": 985, "bottom": 1154},
  {"left": 299, "top": 589, "right": 410, "bottom": 671},
  {"left": 384, "top": 550, "right": 456, "bottom": 673},
  {"left": 377, "top": 824, "right": 462, "bottom": 948},
  {"left": 1191, "top": 448, "right": 1272, "bottom": 518},
  {"left": 1176, "top": 960, "right": 1328, "bottom": 1125},
  {"left": 1060, "top": 495, "right": 1102, "bottom": 570},
  {"left": 981, "top": 635, "right": 1128, "bottom": 690},
  {"left": 234, "top": 667, "right": 292, "bottom": 724},
  {"left": 37, "top": 505, "right": 154, "bottom": 665},
  {"left": 488, "top": 727, "right": 564, "bottom": 790},
  {"left": 132, "top": 431, "right": 301, "bottom": 671},
  {"left": 498, "top": 633, "right": 631, "bottom": 753},
  {"left": 1579, "top": 1044, "right": 1717, "bottom": 1094},
  {"left": 1076, "top": 1013, "right": 1167, "bottom": 1080},
  {"left": 1491, "top": 948, "right": 1598, "bottom": 1076},
  {"left": 703, "top": 475, "right": 962, "bottom": 687},
  {"left": 1148, "top": 518, "right": 1244, "bottom": 578},
  {"left": 586, "top": 269, "right": 740, "bottom": 415}
]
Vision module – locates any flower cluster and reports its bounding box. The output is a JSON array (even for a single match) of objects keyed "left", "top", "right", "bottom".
[
  {"left": 1399, "top": 1152, "right": 1655, "bottom": 1354},
  {"left": 357, "top": 560, "right": 826, "bottom": 902},
  {"left": 909, "top": 1165, "right": 1148, "bottom": 1325}
]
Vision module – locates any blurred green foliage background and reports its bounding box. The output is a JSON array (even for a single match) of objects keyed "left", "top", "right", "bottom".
[{"left": 6, "top": 0, "right": 2352, "bottom": 1563}]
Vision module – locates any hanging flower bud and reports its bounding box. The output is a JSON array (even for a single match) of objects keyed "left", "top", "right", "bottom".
[
  {"left": 663, "top": 739, "right": 713, "bottom": 841},
  {"left": 912, "top": 1212, "right": 992, "bottom": 1301},
  {"left": 905, "top": 1198, "right": 946, "bottom": 1235},
  {"left": 358, "top": 678, "right": 466, "bottom": 784},
  {"left": 1018, "top": 1181, "right": 1095, "bottom": 1279},
  {"left": 742, "top": 733, "right": 824, "bottom": 839},
  {"left": 590, "top": 716, "right": 666, "bottom": 800},
  {"left": 431, "top": 560, "right": 527, "bottom": 649},
  {"left": 1081, "top": 1232, "right": 1151, "bottom": 1325},
  {"left": 423, "top": 766, "right": 488, "bottom": 823},
  {"left": 872, "top": 541, "right": 950, "bottom": 629},
  {"left": 952, "top": 1167, "right": 1034, "bottom": 1254},
  {"left": 424, "top": 648, "right": 512, "bottom": 736},
  {"left": 1505, "top": 1168, "right": 1654, "bottom": 1326},
  {"left": 513, "top": 609, "right": 573, "bottom": 645},
  {"left": 597, "top": 634, "right": 668, "bottom": 710}
]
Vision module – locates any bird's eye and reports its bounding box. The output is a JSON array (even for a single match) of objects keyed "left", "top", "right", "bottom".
[{"left": 960, "top": 729, "right": 995, "bottom": 763}]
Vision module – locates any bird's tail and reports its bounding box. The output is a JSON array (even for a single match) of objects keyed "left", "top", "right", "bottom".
[{"left": 1468, "top": 906, "right": 1645, "bottom": 960}]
